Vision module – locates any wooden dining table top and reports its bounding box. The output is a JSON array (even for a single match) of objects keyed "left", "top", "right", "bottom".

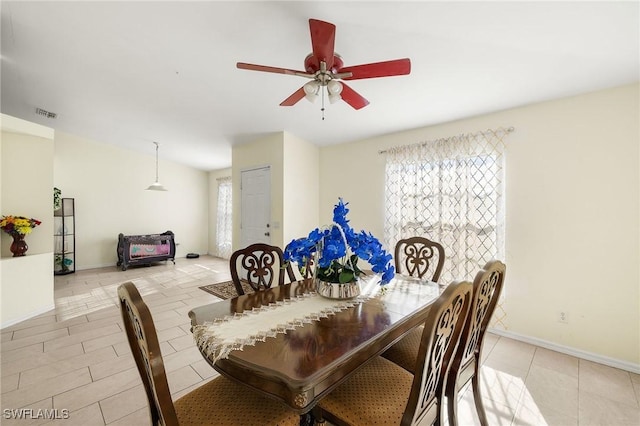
[{"left": 188, "top": 274, "right": 441, "bottom": 414}]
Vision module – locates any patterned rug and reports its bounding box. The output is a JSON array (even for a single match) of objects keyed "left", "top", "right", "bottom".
[{"left": 198, "top": 280, "right": 254, "bottom": 299}]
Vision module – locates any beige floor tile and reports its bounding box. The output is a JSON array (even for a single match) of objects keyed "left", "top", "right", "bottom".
[
  {"left": 454, "top": 386, "right": 516, "bottom": 425},
  {"left": 3, "top": 314, "right": 57, "bottom": 333},
  {"left": 166, "top": 365, "right": 205, "bottom": 395},
  {"left": 1, "top": 397, "right": 53, "bottom": 426},
  {"left": 57, "top": 402, "right": 105, "bottom": 426},
  {"left": 531, "top": 347, "right": 579, "bottom": 378},
  {"left": 1, "top": 329, "right": 70, "bottom": 353},
  {"left": 478, "top": 365, "right": 527, "bottom": 409},
  {"left": 579, "top": 359, "right": 637, "bottom": 408},
  {"left": 53, "top": 367, "right": 140, "bottom": 413},
  {"left": 513, "top": 400, "right": 578, "bottom": 426},
  {"left": 1, "top": 372, "right": 20, "bottom": 393},
  {"left": 19, "top": 346, "right": 117, "bottom": 387},
  {"left": 67, "top": 317, "right": 120, "bottom": 335},
  {"left": 579, "top": 389, "right": 640, "bottom": 426},
  {"left": 2, "top": 368, "right": 92, "bottom": 409},
  {"left": 522, "top": 364, "right": 579, "bottom": 415},
  {"left": 44, "top": 324, "right": 120, "bottom": 353},
  {"left": 2, "top": 343, "right": 83, "bottom": 378},
  {"left": 156, "top": 325, "right": 188, "bottom": 343},
  {"left": 167, "top": 333, "right": 198, "bottom": 352},
  {"left": 10, "top": 316, "right": 87, "bottom": 341},
  {"left": 81, "top": 332, "right": 126, "bottom": 354},
  {"left": 88, "top": 352, "right": 136, "bottom": 381},
  {"left": 99, "top": 384, "right": 147, "bottom": 424},
  {"left": 105, "top": 406, "right": 150, "bottom": 425},
  {"left": 161, "top": 347, "right": 204, "bottom": 373},
  {"left": 1, "top": 343, "right": 44, "bottom": 364},
  {"left": 190, "top": 358, "right": 218, "bottom": 380}
]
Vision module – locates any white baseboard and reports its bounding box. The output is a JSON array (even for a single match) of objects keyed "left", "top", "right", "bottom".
[
  {"left": 488, "top": 328, "right": 640, "bottom": 375},
  {"left": 1, "top": 303, "right": 55, "bottom": 330}
]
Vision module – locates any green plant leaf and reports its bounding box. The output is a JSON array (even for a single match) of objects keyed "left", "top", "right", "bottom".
[{"left": 339, "top": 270, "right": 355, "bottom": 283}]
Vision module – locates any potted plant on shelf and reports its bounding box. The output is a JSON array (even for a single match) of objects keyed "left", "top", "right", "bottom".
[{"left": 284, "top": 198, "right": 394, "bottom": 299}]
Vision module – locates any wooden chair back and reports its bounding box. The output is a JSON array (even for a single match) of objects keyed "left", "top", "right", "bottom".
[
  {"left": 395, "top": 236, "right": 445, "bottom": 281},
  {"left": 446, "top": 259, "right": 506, "bottom": 425},
  {"left": 402, "top": 280, "right": 472, "bottom": 426},
  {"left": 229, "top": 243, "right": 296, "bottom": 295},
  {"left": 118, "top": 282, "right": 179, "bottom": 426},
  {"left": 458, "top": 260, "right": 505, "bottom": 371}
]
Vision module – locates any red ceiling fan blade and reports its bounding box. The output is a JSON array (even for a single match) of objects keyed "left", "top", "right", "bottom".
[
  {"left": 280, "top": 86, "right": 306, "bottom": 106},
  {"left": 340, "top": 58, "right": 411, "bottom": 80},
  {"left": 339, "top": 82, "right": 370, "bottom": 110},
  {"left": 309, "top": 19, "right": 336, "bottom": 70},
  {"left": 237, "top": 62, "right": 309, "bottom": 76}
]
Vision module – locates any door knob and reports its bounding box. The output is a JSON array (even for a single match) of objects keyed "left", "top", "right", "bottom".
[{"left": 264, "top": 232, "right": 270, "bottom": 236}]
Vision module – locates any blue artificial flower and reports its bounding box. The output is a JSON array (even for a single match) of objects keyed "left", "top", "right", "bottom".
[{"left": 284, "top": 198, "right": 395, "bottom": 285}]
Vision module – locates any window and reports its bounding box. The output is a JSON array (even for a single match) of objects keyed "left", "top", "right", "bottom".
[
  {"left": 384, "top": 128, "right": 510, "bottom": 285},
  {"left": 216, "top": 177, "right": 232, "bottom": 259}
]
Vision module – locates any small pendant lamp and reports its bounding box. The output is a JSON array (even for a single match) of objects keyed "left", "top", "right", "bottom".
[{"left": 146, "top": 141, "right": 168, "bottom": 191}]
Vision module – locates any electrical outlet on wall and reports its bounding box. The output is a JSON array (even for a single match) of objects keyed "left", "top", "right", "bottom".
[{"left": 558, "top": 311, "right": 569, "bottom": 324}]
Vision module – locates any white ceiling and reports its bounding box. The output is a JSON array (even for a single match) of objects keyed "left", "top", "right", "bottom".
[{"left": 1, "top": 1, "right": 638, "bottom": 171}]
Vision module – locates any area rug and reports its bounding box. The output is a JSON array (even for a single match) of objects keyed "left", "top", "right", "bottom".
[{"left": 199, "top": 280, "right": 254, "bottom": 300}]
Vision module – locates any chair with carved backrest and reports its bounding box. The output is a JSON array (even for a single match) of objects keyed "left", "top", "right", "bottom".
[
  {"left": 229, "top": 243, "right": 296, "bottom": 296},
  {"left": 394, "top": 236, "right": 446, "bottom": 281},
  {"left": 117, "top": 282, "right": 299, "bottom": 426},
  {"left": 317, "top": 280, "right": 472, "bottom": 426},
  {"left": 445, "top": 260, "right": 506, "bottom": 426},
  {"left": 381, "top": 236, "right": 446, "bottom": 369}
]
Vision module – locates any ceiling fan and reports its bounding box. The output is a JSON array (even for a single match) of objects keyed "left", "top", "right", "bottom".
[{"left": 237, "top": 18, "right": 411, "bottom": 112}]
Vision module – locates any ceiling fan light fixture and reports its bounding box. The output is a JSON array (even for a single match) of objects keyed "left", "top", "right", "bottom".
[
  {"left": 327, "top": 80, "right": 343, "bottom": 104},
  {"left": 303, "top": 81, "right": 320, "bottom": 102}
]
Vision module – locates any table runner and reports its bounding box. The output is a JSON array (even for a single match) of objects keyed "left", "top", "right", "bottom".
[{"left": 192, "top": 275, "right": 439, "bottom": 364}]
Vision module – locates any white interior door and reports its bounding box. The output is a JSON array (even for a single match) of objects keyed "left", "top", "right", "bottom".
[{"left": 241, "top": 167, "right": 271, "bottom": 247}]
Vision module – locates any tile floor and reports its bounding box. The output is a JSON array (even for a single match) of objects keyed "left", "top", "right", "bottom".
[{"left": 1, "top": 255, "right": 638, "bottom": 425}]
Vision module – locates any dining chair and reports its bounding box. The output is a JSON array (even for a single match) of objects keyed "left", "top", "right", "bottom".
[
  {"left": 445, "top": 260, "right": 506, "bottom": 426},
  {"left": 381, "top": 236, "right": 446, "bottom": 369},
  {"left": 117, "top": 282, "right": 299, "bottom": 426},
  {"left": 229, "top": 243, "right": 296, "bottom": 295},
  {"left": 316, "top": 279, "right": 472, "bottom": 426},
  {"left": 394, "top": 236, "right": 445, "bottom": 281}
]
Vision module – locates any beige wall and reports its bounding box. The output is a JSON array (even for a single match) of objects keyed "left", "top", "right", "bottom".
[
  {"left": 231, "top": 133, "right": 285, "bottom": 249},
  {"left": 230, "top": 131, "right": 320, "bottom": 263},
  {"left": 282, "top": 131, "right": 320, "bottom": 245},
  {"left": 1, "top": 114, "right": 55, "bottom": 327},
  {"left": 320, "top": 83, "right": 639, "bottom": 366},
  {"left": 54, "top": 131, "right": 209, "bottom": 269}
]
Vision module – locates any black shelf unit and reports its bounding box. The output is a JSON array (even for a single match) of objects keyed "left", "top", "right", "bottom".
[{"left": 54, "top": 198, "right": 75, "bottom": 275}]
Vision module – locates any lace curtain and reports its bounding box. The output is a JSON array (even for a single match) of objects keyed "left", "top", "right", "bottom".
[
  {"left": 383, "top": 128, "right": 511, "bottom": 328},
  {"left": 216, "top": 177, "right": 232, "bottom": 259}
]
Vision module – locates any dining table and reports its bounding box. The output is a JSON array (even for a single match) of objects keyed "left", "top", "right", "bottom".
[{"left": 188, "top": 273, "right": 441, "bottom": 418}]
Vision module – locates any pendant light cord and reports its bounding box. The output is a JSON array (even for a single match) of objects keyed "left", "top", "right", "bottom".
[{"left": 153, "top": 141, "right": 160, "bottom": 182}]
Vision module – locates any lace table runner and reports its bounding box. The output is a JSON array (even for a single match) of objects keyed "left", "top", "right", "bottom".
[{"left": 192, "top": 275, "right": 438, "bottom": 364}]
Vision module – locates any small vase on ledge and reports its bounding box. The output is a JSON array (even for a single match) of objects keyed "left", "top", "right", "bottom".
[{"left": 10, "top": 234, "right": 28, "bottom": 257}]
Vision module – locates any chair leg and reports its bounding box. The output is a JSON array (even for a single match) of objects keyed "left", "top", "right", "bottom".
[
  {"left": 445, "top": 379, "right": 459, "bottom": 426},
  {"left": 471, "top": 373, "right": 489, "bottom": 426},
  {"left": 311, "top": 406, "right": 326, "bottom": 425}
]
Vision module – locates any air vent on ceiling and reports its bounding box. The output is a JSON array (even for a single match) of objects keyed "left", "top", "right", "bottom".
[{"left": 35, "top": 108, "right": 57, "bottom": 119}]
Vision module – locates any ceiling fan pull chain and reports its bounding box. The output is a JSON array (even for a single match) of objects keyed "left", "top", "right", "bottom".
[{"left": 321, "top": 89, "right": 325, "bottom": 120}]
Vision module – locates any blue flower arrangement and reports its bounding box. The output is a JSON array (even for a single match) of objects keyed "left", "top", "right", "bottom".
[{"left": 284, "top": 199, "right": 395, "bottom": 285}]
